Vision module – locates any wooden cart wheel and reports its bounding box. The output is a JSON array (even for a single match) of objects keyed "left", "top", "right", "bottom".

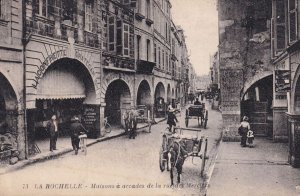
[
  {"left": 204, "top": 110, "right": 208, "bottom": 129},
  {"left": 159, "top": 148, "right": 166, "bottom": 172},
  {"left": 159, "top": 136, "right": 168, "bottom": 172}
]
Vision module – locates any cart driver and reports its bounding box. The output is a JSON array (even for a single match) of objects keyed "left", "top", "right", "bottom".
[{"left": 194, "top": 98, "right": 201, "bottom": 105}]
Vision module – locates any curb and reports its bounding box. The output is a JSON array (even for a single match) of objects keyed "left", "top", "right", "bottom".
[{"left": 0, "top": 117, "right": 167, "bottom": 176}]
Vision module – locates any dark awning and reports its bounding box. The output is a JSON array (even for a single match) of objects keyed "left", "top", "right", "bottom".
[
  {"left": 36, "top": 69, "right": 86, "bottom": 100},
  {"left": 136, "top": 60, "right": 155, "bottom": 74}
]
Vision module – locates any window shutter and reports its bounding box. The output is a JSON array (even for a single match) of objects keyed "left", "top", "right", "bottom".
[
  {"left": 108, "top": 15, "right": 115, "bottom": 52},
  {"left": 271, "top": 18, "right": 275, "bottom": 58},
  {"left": 123, "top": 23, "right": 129, "bottom": 56},
  {"left": 275, "top": 0, "right": 286, "bottom": 51},
  {"left": 289, "top": 0, "right": 297, "bottom": 43},
  {"left": 129, "top": 25, "right": 134, "bottom": 58},
  {"left": 116, "top": 19, "right": 122, "bottom": 55}
]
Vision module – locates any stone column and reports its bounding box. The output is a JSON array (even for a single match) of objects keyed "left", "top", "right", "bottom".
[
  {"left": 287, "top": 114, "right": 300, "bottom": 167},
  {"left": 17, "top": 109, "right": 25, "bottom": 159}
]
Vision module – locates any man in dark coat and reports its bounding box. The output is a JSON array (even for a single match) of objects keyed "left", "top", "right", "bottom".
[
  {"left": 167, "top": 109, "right": 178, "bottom": 133},
  {"left": 70, "top": 117, "right": 88, "bottom": 155},
  {"left": 194, "top": 98, "right": 201, "bottom": 105},
  {"left": 47, "top": 115, "right": 59, "bottom": 152}
]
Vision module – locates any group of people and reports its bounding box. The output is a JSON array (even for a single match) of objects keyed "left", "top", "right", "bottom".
[
  {"left": 47, "top": 115, "right": 88, "bottom": 155},
  {"left": 166, "top": 97, "right": 203, "bottom": 133},
  {"left": 238, "top": 116, "right": 254, "bottom": 148}
]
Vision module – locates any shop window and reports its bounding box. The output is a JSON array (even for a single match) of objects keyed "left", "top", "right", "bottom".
[
  {"left": 85, "top": 0, "right": 93, "bottom": 32},
  {"left": 123, "top": 23, "right": 130, "bottom": 56},
  {"left": 288, "top": 0, "right": 297, "bottom": 43}
]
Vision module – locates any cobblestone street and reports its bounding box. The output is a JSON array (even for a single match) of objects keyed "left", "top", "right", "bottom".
[{"left": 0, "top": 100, "right": 222, "bottom": 196}]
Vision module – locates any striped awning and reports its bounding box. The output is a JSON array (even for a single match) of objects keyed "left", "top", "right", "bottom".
[{"left": 36, "top": 69, "right": 86, "bottom": 100}]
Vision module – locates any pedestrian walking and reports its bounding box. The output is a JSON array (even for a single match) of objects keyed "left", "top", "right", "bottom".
[
  {"left": 69, "top": 116, "right": 88, "bottom": 155},
  {"left": 167, "top": 108, "right": 178, "bottom": 133},
  {"left": 247, "top": 129, "right": 254, "bottom": 148},
  {"left": 47, "top": 115, "right": 59, "bottom": 152},
  {"left": 238, "top": 116, "right": 250, "bottom": 147}
]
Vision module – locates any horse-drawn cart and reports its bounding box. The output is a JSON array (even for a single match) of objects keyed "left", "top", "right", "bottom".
[
  {"left": 159, "top": 127, "right": 209, "bottom": 185},
  {"left": 185, "top": 104, "right": 208, "bottom": 128}
]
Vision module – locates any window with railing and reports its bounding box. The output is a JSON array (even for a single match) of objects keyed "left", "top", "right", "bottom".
[
  {"left": 85, "top": 1, "right": 93, "bottom": 32},
  {"left": 288, "top": 0, "right": 297, "bottom": 43}
]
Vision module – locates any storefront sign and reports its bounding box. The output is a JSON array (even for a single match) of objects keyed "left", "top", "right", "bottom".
[
  {"left": 82, "top": 105, "right": 100, "bottom": 139},
  {"left": 31, "top": 49, "right": 100, "bottom": 92},
  {"left": 275, "top": 70, "right": 291, "bottom": 92}
]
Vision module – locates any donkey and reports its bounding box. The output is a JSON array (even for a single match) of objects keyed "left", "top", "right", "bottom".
[{"left": 167, "top": 140, "right": 188, "bottom": 185}]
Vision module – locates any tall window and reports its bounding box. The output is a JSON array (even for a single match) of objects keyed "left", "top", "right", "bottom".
[
  {"left": 137, "top": 35, "right": 141, "bottom": 60},
  {"left": 158, "top": 47, "right": 161, "bottom": 68},
  {"left": 162, "top": 50, "right": 165, "bottom": 70},
  {"left": 137, "top": 0, "right": 142, "bottom": 13},
  {"left": 154, "top": 43, "right": 157, "bottom": 63},
  {"left": 0, "top": 0, "right": 6, "bottom": 20},
  {"left": 275, "top": 0, "right": 286, "bottom": 51},
  {"left": 146, "top": 39, "right": 150, "bottom": 61},
  {"left": 108, "top": 16, "right": 115, "bottom": 52},
  {"left": 116, "top": 19, "right": 123, "bottom": 55},
  {"left": 288, "top": 0, "right": 297, "bottom": 43},
  {"left": 146, "top": 0, "right": 150, "bottom": 18},
  {"left": 123, "top": 23, "right": 130, "bottom": 56},
  {"left": 37, "top": 0, "right": 48, "bottom": 17},
  {"left": 85, "top": 1, "right": 93, "bottom": 31}
]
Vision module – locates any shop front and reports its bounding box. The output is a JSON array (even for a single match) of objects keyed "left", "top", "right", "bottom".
[{"left": 26, "top": 58, "right": 100, "bottom": 154}]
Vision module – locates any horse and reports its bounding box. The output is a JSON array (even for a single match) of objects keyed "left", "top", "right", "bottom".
[
  {"left": 167, "top": 140, "right": 188, "bottom": 185},
  {"left": 123, "top": 110, "right": 138, "bottom": 139}
]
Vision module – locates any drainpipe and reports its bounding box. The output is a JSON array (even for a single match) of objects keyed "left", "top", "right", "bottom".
[{"left": 22, "top": 1, "right": 31, "bottom": 159}]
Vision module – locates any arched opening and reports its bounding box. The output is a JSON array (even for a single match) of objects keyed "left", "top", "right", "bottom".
[
  {"left": 241, "top": 75, "right": 273, "bottom": 137},
  {"left": 105, "top": 79, "right": 131, "bottom": 126},
  {"left": 154, "top": 82, "right": 166, "bottom": 117},
  {"left": 30, "top": 58, "right": 98, "bottom": 153},
  {"left": 137, "top": 80, "right": 151, "bottom": 106},
  {"left": 0, "top": 73, "right": 18, "bottom": 155}
]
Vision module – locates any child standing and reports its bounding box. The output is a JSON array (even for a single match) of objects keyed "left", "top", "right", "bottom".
[{"left": 247, "top": 129, "right": 254, "bottom": 148}]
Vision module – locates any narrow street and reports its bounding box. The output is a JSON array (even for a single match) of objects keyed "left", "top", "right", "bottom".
[{"left": 0, "top": 100, "right": 222, "bottom": 196}]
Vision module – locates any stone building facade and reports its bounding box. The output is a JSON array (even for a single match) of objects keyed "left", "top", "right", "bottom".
[
  {"left": 217, "top": 0, "right": 274, "bottom": 140},
  {"left": 271, "top": 0, "right": 300, "bottom": 167},
  {"left": 0, "top": 0, "right": 25, "bottom": 160},
  {"left": 0, "top": 0, "right": 194, "bottom": 161}
]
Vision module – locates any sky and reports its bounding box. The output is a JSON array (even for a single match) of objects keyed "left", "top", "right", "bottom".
[{"left": 170, "top": 0, "right": 219, "bottom": 76}]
